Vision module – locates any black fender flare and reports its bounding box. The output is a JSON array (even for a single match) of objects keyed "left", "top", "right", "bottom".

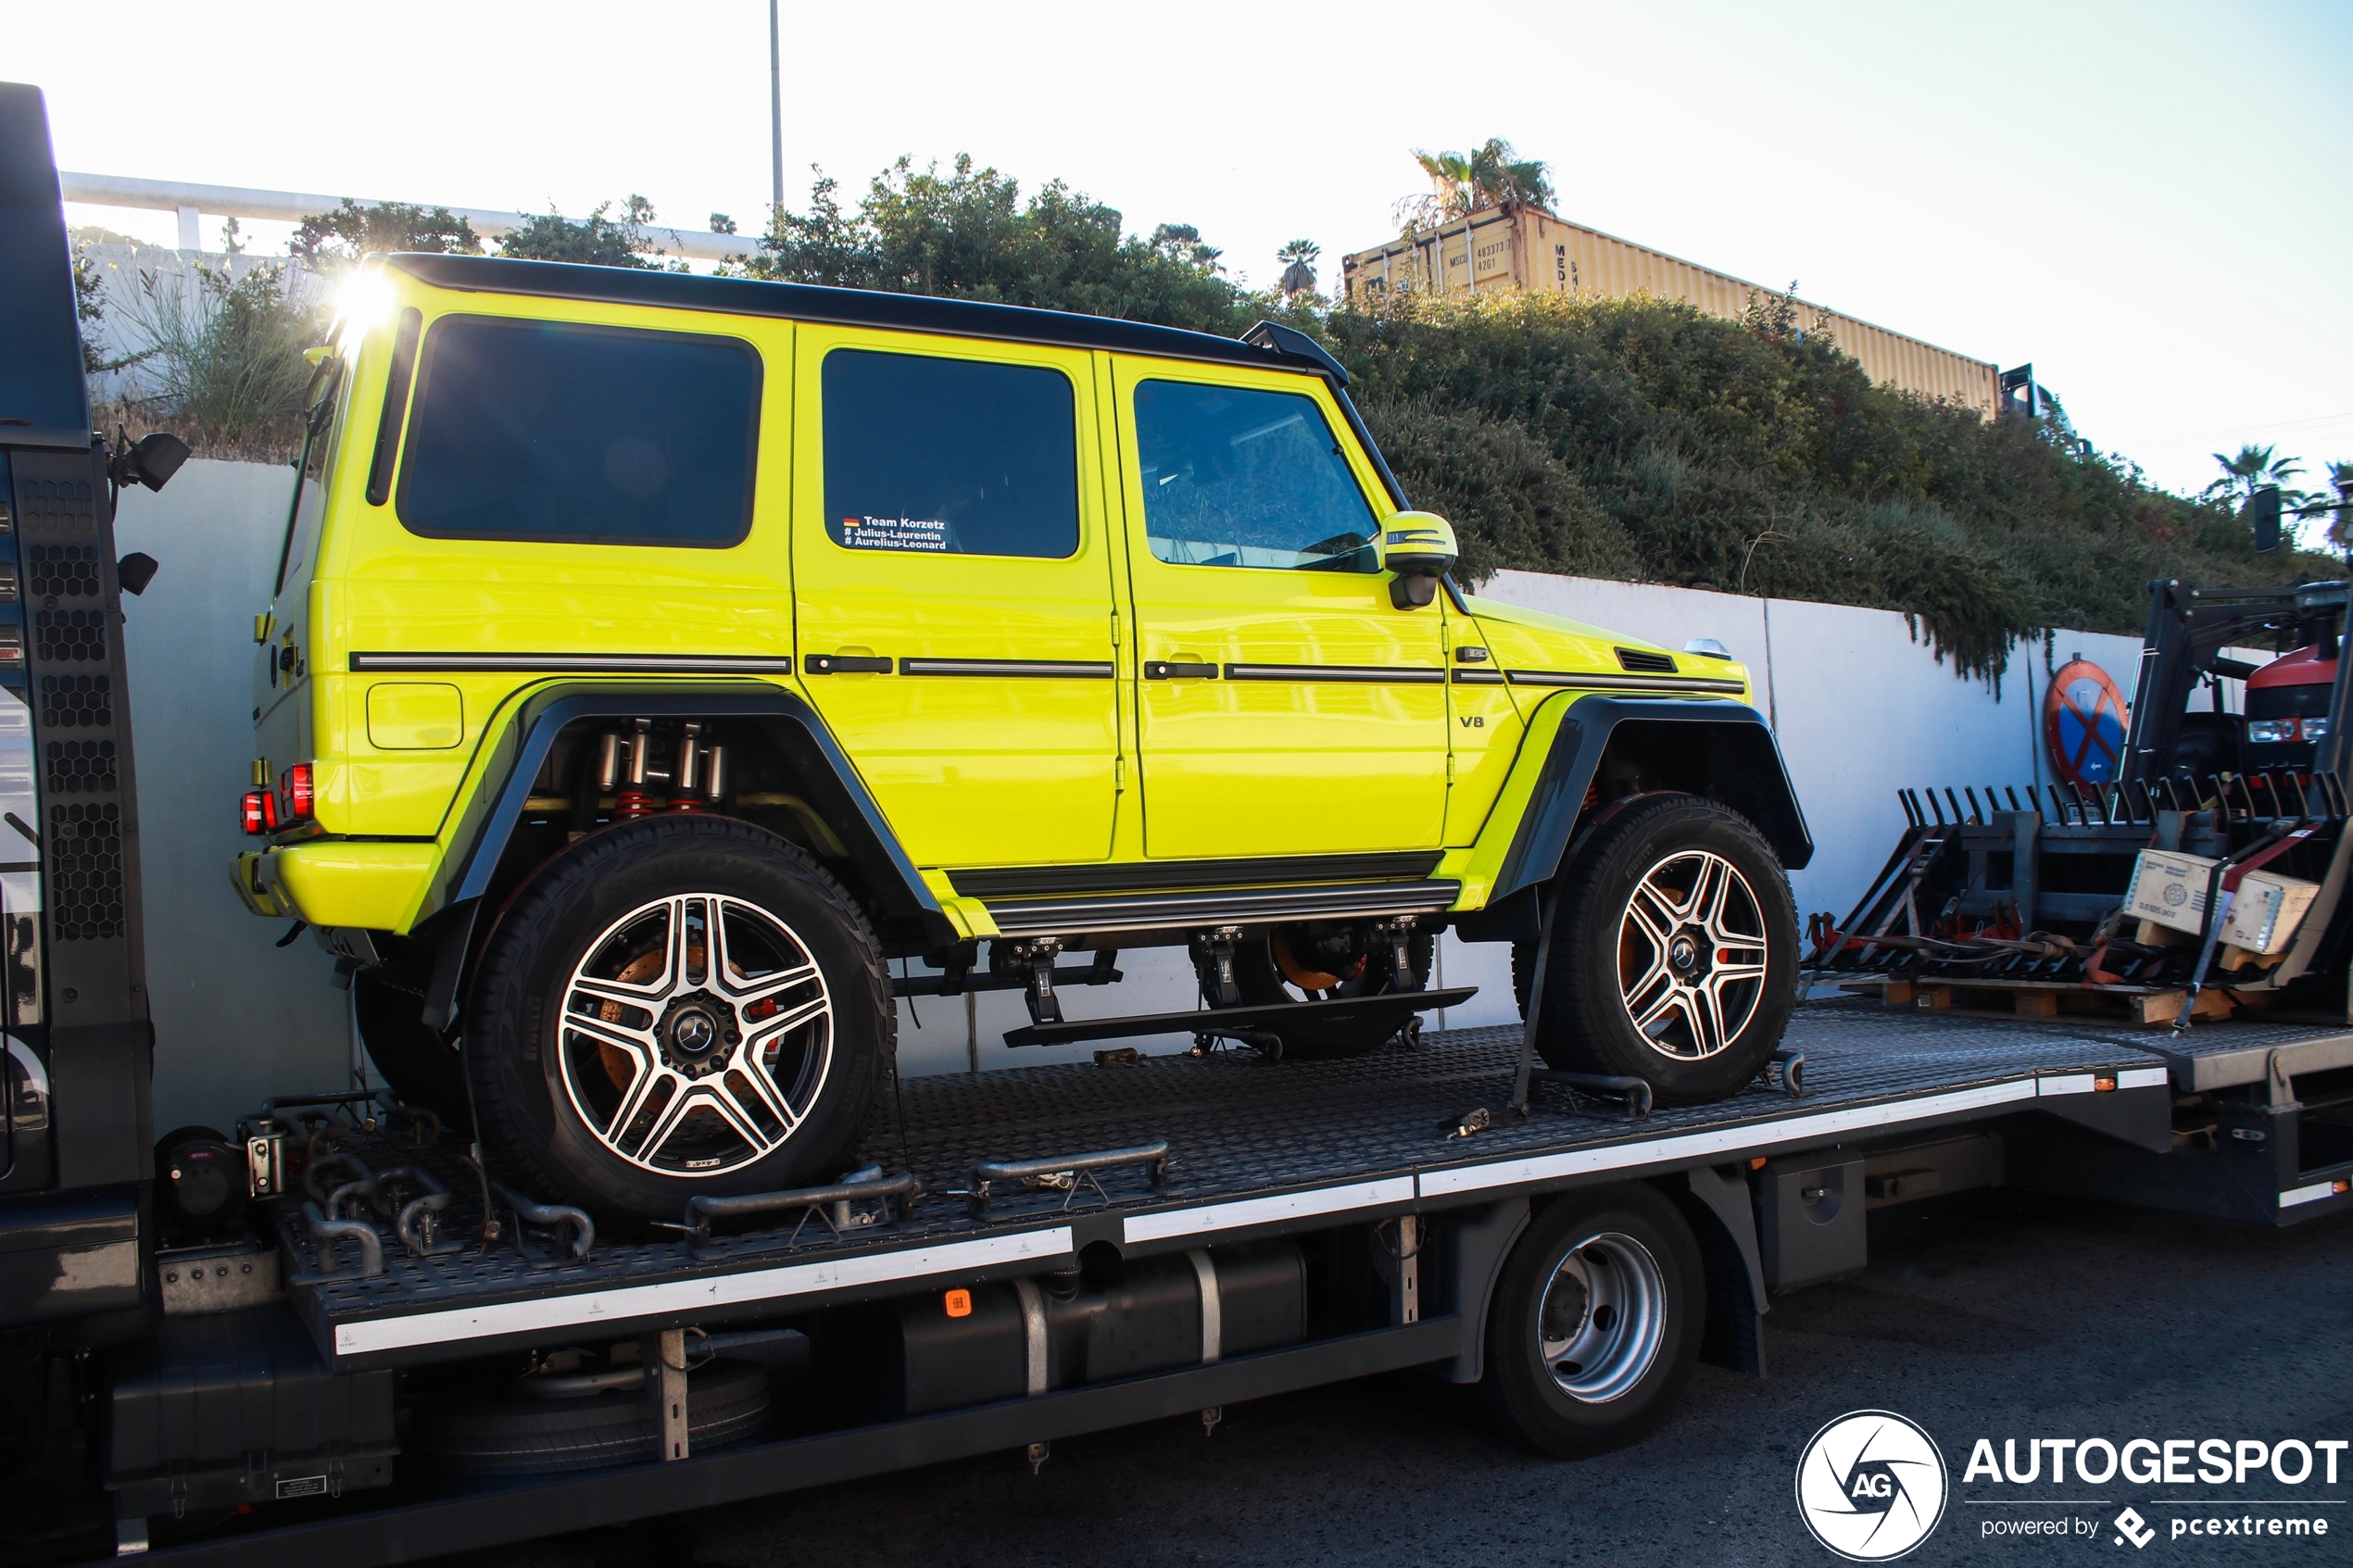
[
  {"left": 432, "top": 681, "right": 949, "bottom": 946},
  {"left": 1486, "top": 696, "right": 1813, "bottom": 911}
]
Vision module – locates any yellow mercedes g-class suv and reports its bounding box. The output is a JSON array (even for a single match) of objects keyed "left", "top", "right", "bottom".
[{"left": 234, "top": 254, "right": 1811, "bottom": 1220}]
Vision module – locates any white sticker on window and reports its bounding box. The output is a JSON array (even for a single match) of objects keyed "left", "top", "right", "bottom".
[{"left": 841, "top": 515, "right": 950, "bottom": 553}]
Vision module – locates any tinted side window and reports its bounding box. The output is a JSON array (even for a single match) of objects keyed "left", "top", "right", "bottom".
[
  {"left": 396, "top": 317, "right": 760, "bottom": 546},
  {"left": 1133, "top": 381, "right": 1378, "bottom": 571},
  {"left": 822, "top": 349, "right": 1077, "bottom": 558}
]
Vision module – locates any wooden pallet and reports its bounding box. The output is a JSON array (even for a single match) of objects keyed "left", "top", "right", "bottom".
[{"left": 1861, "top": 978, "right": 2251, "bottom": 1025}]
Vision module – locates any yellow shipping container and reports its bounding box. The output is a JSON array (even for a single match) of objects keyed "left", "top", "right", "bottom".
[{"left": 1342, "top": 206, "right": 1999, "bottom": 415}]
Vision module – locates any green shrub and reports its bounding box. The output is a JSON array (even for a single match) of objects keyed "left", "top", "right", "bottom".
[
  {"left": 1324, "top": 289, "right": 2334, "bottom": 675},
  {"left": 113, "top": 261, "right": 323, "bottom": 455}
]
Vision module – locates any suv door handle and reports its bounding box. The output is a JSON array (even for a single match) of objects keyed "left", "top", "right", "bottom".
[
  {"left": 1144, "top": 660, "right": 1218, "bottom": 680},
  {"left": 805, "top": 654, "right": 895, "bottom": 674}
]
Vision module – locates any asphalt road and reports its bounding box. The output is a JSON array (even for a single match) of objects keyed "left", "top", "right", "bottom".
[{"left": 442, "top": 1192, "right": 2353, "bottom": 1568}]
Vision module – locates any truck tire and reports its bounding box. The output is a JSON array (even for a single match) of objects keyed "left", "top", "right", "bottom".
[
  {"left": 415, "top": 1357, "right": 772, "bottom": 1485},
  {"left": 1470, "top": 1184, "right": 1702, "bottom": 1458},
  {"left": 1226, "top": 928, "right": 1437, "bottom": 1059},
  {"left": 1514, "top": 794, "right": 1795, "bottom": 1106},
  {"left": 466, "top": 815, "right": 888, "bottom": 1222}
]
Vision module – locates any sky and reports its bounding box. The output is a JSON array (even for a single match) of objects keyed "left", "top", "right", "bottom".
[{"left": 14, "top": 0, "right": 2351, "bottom": 503}]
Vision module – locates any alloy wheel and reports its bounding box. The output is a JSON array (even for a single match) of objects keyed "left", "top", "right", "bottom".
[
  {"left": 1616, "top": 848, "right": 1768, "bottom": 1061},
  {"left": 555, "top": 894, "right": 833, "bottom": 1175}
]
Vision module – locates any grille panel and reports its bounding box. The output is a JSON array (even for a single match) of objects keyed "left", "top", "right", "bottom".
[
  {"left": 27, "top": 544, "right": 100, "bottom": 598},
  {"left": 49, "top": 801, "right": 124, "bottom": 941},
  {"left": 45, "top": 739, "right": 117, "bottom": 796},
  {"left": 38, "top": 674, "right": 112, "bottom": 728},
  {"left": 15, "top": 478, "right": 95, "bottom": 530},
  {"left": 1615, "top": 646, "right": 1679, "bottom": 674},
  {"left": 35, "top": 608, "right": 107, "bottom": 662}
]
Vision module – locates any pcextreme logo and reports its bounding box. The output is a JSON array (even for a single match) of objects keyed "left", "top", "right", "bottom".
[{"left": 1795, "top": 1410, "right": 1951, "bottom": 1562}]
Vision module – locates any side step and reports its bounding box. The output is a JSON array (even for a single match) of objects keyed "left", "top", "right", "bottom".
[{"left": 1002, "top": 987, "right": 1478, "bottom": 1048}]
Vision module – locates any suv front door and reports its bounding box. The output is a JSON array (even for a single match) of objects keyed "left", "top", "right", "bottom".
[
  {"left": 792, "top": 331, "right": 1119, "bottom": 869},
  {"left": 1115, "top": 365, "right": 1448, "bottom": 860}
]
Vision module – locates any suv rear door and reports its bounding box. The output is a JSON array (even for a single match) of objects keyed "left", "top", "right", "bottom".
[
  {"left": 1114, "top": 363, "right": 1448, "bottom": 859},
  {"left": 792, "top": 331, "right": 1119, "bottom": 869}
]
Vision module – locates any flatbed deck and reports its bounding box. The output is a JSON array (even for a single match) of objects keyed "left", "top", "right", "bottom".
[{"left": 287, "top": 1001, "right": 2353, "bottom": 1371}]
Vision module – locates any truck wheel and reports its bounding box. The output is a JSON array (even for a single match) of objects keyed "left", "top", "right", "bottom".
[
  {"left": 1226, "top": 927, "right": 1435, "bottom": 1059},
  {"left": 1471, "top": 1184, "right": 1702, "bottom": 1458},
  {"left": 1515, "top": 795, "right": 1794, "bottom": 1105},
  {"left": 414, "top": 1357, "right": 772, "bottom": 1485},
  {"left": 466, "top": 815, "right": 887, "bottom": 1221}
]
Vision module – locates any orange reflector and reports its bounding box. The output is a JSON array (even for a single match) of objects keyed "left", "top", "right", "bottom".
[
  {"left": 2334, "top": 1180, "right": 2350, "bottom": 1196},
  {"left": 943, "top": 1287, "right": 972, "bottom": 1319},
  {"left": 2094, "top": 1075, "right": 2118, "bottom": 1093},
  {"left": 1749, "top": 1157, "right": 1768, "bottom": 1171}
]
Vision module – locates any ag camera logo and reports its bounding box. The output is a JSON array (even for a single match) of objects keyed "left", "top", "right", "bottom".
[{"left": 1795, "top": 1410, "right": 1950, "bottom": 1561}]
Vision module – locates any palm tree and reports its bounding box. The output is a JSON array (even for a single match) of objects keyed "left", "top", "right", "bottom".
[
  {"left": 1399, "top": 139, "right": 1556, "bottom": 230},
  {"left": 2305, "top": 458, "right": 2353, "bottom": 553},
  {"left": 1276, "top": 239, "right": 1320, "bottom": 298},
  {"left": 2205, "top": 443, "right": 2305, "bottom": 507}
]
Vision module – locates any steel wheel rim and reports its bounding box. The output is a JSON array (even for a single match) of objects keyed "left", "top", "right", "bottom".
[
  {"left": 555, "top": 893, "right": 833, "bottom": 1177},
  {"left": 1616, "top": 848, "right": 1768, "bottom": 1061},
  {"left": 1537, "top": 1230, "right": 1667, "bottom": 1402}
]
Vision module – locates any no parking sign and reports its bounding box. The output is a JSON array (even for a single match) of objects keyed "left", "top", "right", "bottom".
[{"left": 2045, "top": 659, "right": 2128, "bottom": 784}]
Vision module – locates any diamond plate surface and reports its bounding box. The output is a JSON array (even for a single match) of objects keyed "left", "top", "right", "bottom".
[{"left": 287, "top": 1006, "right": 2341, "bottom": 1348}]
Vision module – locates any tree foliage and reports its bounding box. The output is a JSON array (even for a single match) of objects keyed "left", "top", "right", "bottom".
[
  {"left": 496, "top": 195, "right": 677, "bottom": 269},
  {"left": 736, "top": 157, "right": 1277, "bottom": 329},
  {"left": 293, "top": 198, "right": 481, "bottom": 266},
  {"left": 721, "top": 152, "right": 2327, "bottom": 679},
  {"left": 1401, "top": 138, "right": 1556, "bottom": 228},
  {"left": 1324, "top": 289, "right": 2334, "bottom": 676}
]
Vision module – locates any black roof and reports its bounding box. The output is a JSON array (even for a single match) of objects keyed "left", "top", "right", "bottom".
[{"left": 386, "top": 254, "right": 1345, "bottom": 382}]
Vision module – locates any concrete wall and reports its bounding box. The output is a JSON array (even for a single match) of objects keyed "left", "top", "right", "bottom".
[
  {"left": 112, "top": 462, "right": 2158, "bottom": 1116},
  {"left": 114, "top": 460, "right": 355, "bottom": 1137}
]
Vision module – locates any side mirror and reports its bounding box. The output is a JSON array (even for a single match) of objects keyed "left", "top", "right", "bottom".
[
  {"left": 2248, "top": 484, "right": 2282, "bottom": 554},
  {"left": 109, "top": 431, "right": 192, "bottom": 495},
  {"left": 1380, "top": 511, "right": 1458, "bottom": 610}
]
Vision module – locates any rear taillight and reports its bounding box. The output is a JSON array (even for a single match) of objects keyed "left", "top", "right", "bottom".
[
  {"left": 273, "top": 762, "right": 314, "bottom": 827},
  {"left": 242, "top": 792, "right": 267, "bottom": 834}
]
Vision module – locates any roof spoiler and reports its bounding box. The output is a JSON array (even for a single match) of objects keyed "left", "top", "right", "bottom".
[{"left": 1241, "top": 320, "right": 1349, "bottom": 387}]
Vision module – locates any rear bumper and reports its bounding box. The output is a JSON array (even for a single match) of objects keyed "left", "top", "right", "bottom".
[{"left": 231, "top": 842, "right": 439, "bottom": 932}]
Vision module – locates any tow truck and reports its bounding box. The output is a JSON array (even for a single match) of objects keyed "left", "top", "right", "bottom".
[{"left": 2, "top": 82, "right": 2349, "bottom": 1566}]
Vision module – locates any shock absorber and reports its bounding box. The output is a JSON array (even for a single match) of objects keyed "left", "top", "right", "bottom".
[
  {"left": 670, "top": 723, "right": 706, "bottom": 813},
  {"left": 571, "top": 729, "right": 623, "bottom": 837},
  {"left": 615, "top": 719, "right": 655, "bottom": 820},
  {"left": 702, "top": 744, "right": 727, "bottom": 808}
]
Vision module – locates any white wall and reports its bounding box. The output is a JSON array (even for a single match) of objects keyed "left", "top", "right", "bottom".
[
  {"left": 114, "top": 460, "right": 356, "bottom": 1136},
  {"left": 109, "top": 464, "right": 2156, "bottom": 1107},
  {"left": 1478, "top": 570, "right": 2145, "bottom": 928}
]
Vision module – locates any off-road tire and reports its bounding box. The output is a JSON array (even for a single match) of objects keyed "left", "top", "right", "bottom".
[
  {"left": 414, "top": 1357, "right": 772, "bottom": 1484},
  {"left": 465, "top": 814, "right": 889, "bottom": 1222},
  {"left": 353, "top": 964, "right": 471, "bottom": 1125},
  {"left": 1513, "top": 794, "right": 1796, "bottom": 1106},
  {"left": 1469, "top": 1184, "right": 1703, "bottom": 1458}
]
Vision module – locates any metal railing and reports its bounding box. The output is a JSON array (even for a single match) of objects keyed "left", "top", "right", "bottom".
[{"left": 62, "top": 171, "right": 748, "bottom": 262}]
